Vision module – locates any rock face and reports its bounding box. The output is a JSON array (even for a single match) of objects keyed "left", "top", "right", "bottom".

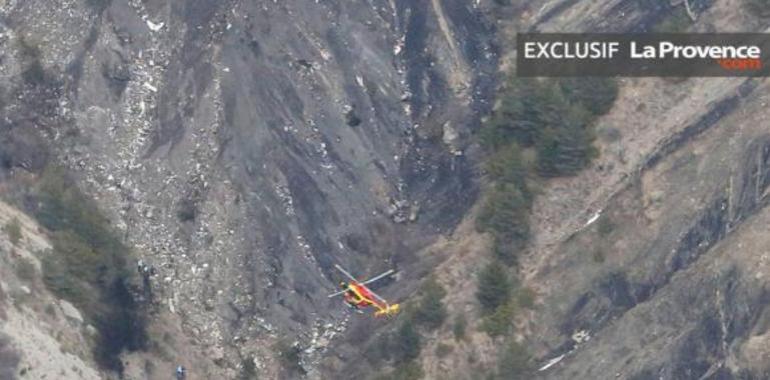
[
  {"left": 505, "top": 3, "right": 770, "bottom": 379},
  {"left": 532, "top": 107, "right": 770, "bottom": 379},
  {"left": 0, "top": 201, "right": 101, "bottom": 380},
  {"left": 59, "top": 300, "right": 84, "bottom": 324}
]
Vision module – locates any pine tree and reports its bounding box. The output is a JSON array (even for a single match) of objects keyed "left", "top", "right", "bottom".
[
  {"left": 413, "top": 278, "right": 448, "bottom": 330},
  {"left": 394, "top": 320, "right": 421, "bottom": 363},
  {"left": 476, "top": 262, "right": 512, "bottom": 313},
  {"left": 497, "top": 340, "right": 533, "bottom": 379}
]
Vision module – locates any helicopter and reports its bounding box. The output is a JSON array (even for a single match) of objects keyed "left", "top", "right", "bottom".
[{"left": 328, "top": 264, "right": 400, "bottom": 317}]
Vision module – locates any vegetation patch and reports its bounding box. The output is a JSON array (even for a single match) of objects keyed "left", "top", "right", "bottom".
[
  {"left": 0, "top": 334, "right": 20, "bottom": 380},
  {"left": 238, "top": 355, "right": 259, "bottom": 380},
  {"left": 411, "top": 277, "right": 448, "bottom": 331},
  {"left": 476, "top": 262, "right": 527, "bottom": 338},
  {"left": 476, "top": 262, "right": 512, "bottom": 313},
  {"left": 393, "top": 319, "right": 422, "bottom": 364},
  {"left": 366, "top": 317, "right": 425, "bottom": 377},
  {"left": 480, "top": 301, "right": 516, "bottom": 337},
  {"left": 29, "top": 166, "right": 145, "bottom": 372},
  {"left": 472, "top": 76, "right": 617, "bottom": 363},
  {"left": 4, "top": 218, "right": 21, "bottom": 246},
  {"left": 745, "top": 0, "right": 770, "bottom": 16},
  {"left": 435, "top": 342, "right": 453, "bottom": 358},
  {"left": 592, "top": 248, "right": 606, "bottom": 263},
  {"left": 17, "top": 36, "right": 50, "bottom": 87},
  {"left": 363, "top": 333, "right": 392, "bottom": 366},
  {"left": 373, "top": 361, "right": 424, "bottom": 380},
  {"left": 273, "top": 340, "right": 305, "bottom": 376},
  {"left": 597, "top": 214, "right": 615, "bottom": 237},
  {"left": 477, "top": 183, "right": 531, "bottom": 265},
  {"left": 452, "top": 314, "right": 467, "bottom": 341},
  {"left": 496, "top": 340, "right": 534, "bottom": 379},
  {"left": 14, "top": 258, "right": 35, "bottom": 282},
  {"left": 477, "top": 77, "right": 617, "bottom": 262},
  {"left": 651, "top": 7, "right": 693, "bottom": 33},
  {"left": 514, "top": 287, "right": 536, "bottom": 309},
  {"left": 364, "top": 276, "right": 448, "bottom": 375}
]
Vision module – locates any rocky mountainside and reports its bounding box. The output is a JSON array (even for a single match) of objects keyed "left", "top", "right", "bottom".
[
  {"left": 0, "top": 0, "right": 497, "bottom": 378},
  {"left": 412, "top": 4, "right": 770, "bottom": 380},
  {"left": 1, "top": 0, "right": 770, "bottom": 379}
]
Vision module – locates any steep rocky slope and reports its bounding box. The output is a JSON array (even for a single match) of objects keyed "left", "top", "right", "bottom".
[
  {"left": 0, "top": 200, "right": 101, "bottom": 379},
  {"left": 395, "top": 2, "right": 770, "bottom": 380},
  {"left": 528, "top": 78, "right": 770, "bottom": 379},
  {"left": 0, "top": 0, "right": 497, "bottom": 378}
]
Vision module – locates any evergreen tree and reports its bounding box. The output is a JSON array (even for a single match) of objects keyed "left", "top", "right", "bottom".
[
  {"left": 485, "top": 143, "right": 527, "bottom": 185},
  {"left": 536, "top": 105, "right": 597, "bottom": 177},
  {"left": 477, "top": 183, "right": 530, "bottom": 247},
  {"left": 497, "top": 340, "right": 533, "bottom": 379},
  {"left": 413, "top": 278, "right": 448, "bottom": 331},
  {"left": 476, "top": 262, "right": 512, "bottom": 313},
  {"left": 746, "top": 0, "right": 770, "bottom": 17},
  {"left": 559, "top": 78, "right": 618, "bottom": 116},
  {"left": 394, "top": 320, "right": 421, "bottom": 363}
]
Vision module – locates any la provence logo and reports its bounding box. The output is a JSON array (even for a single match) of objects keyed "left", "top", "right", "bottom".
[{"left": 517, "top": 34, "right": 770, "bottom": 77}]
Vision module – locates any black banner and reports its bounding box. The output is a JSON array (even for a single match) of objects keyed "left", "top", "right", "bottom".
[{"left": 516, "top": 34, "right": 770, "bottom": 77}]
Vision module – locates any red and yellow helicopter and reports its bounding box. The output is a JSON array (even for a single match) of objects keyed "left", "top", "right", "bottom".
[{"left": 328, "top": 264, "right": 400, "bottom": 317}]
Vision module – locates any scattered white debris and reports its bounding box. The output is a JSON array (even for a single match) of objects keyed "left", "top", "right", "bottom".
[{"left": 538, "top": 354, "right": 565, "bottom": 371}]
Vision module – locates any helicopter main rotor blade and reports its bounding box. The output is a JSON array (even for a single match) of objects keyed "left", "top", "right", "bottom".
[
  {"left": 329, "top": 265, "right": 396, "bottom": 299},
  {"left": 365, "top": 287, "right": 389, "bottom": 305},
  {"left": 334, "top": 264, "right": 359, "bottom": 282},
  {"left": 361, "top": 269, "right": 395, "bottom": 286}
]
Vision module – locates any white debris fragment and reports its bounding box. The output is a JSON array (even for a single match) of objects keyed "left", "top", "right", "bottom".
[
  {"left": 143, "top": 82, "right": 158, "bottom": 92},
  {"left": 538, "top": 354, "right": 565, "bottom": 372},
  {"left": 584, "top": 210, "right": 602, "bottom": 227},
  {"left": 319, "top": 48, "right": 331, "bottom": 61},
  {"left": 394, "top": 35, "right": 405, "bottom": 56},
  {"left": 147, "top": 20, "right": 164, "bottom": 32},
  {"left": 572, "top": 329, "right": 590, "bottom": 343}
]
